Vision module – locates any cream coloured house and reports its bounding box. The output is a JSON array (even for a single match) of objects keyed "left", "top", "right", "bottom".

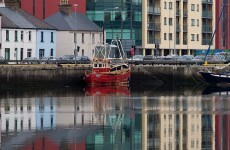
[{"left": 142, "top": 0, "right": 215, "bottom": 56}]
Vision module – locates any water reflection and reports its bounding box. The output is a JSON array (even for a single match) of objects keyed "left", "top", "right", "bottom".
[{"left": 0, "top": 85, "right": 230, "bottom": 150}]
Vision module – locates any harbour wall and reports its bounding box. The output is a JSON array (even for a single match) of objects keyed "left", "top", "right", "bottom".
[{"left": 0, "top": 64, "right": 207, "bottom": 87}]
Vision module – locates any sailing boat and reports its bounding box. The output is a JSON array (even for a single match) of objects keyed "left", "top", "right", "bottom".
[
  {"left": 199, "top": 0, "right": 230, "bottom": 85},
  {"left": 84, "top": 38, "right": 131, "bottom": 85}
]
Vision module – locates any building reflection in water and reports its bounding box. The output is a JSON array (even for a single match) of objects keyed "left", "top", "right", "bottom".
[{"left": 0, "top": 87, "right": 230, "bottom": 150}]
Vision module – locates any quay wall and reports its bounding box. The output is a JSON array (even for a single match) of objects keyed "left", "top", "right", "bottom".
[{"left": 0, "top": 64, "right": 206, "bottom": 87}]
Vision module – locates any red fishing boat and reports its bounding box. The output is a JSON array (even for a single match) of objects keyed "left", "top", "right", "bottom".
[
  {"left": 84, "top": 38, "right": 131, "bottom": 85},
  {"left": 84, "top": 58, "right": 131, "bottom": 85}
]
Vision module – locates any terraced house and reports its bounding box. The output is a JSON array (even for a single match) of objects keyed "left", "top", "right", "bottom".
[{"left": 0, "top": 0, "right": 56, "bottom": 61}]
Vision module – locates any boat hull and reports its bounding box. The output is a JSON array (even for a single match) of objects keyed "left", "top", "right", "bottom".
[
  {"left": 199, "top": 71, "right": 220, "bottom": 84},
  {"left": 84, "top": 71, "right": 131, "bottom": 85},
  {"left": 199, "top": 71, "right": 230, "bottom": 85}
]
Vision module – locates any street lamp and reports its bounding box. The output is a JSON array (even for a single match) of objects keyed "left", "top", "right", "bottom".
[
  {"left": 103, "top": 7, "right": 119, "bottom": 46},
  {"left": 74, "top": 4, "right": 78, "bottom": 65}
]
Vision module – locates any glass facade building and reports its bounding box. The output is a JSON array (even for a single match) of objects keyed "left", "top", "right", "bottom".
[{"left": 86, "top": 0, "right": 142, "bottom": 55}]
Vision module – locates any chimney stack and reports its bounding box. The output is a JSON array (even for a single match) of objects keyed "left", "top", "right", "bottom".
[
  {"left": 5, "top": 0, "right": 21, "bottom": 10},
  {"left": 59, "top": 0, "right": 71, "bottom": 15}
]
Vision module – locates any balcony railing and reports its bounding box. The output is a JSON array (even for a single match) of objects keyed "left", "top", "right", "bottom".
[
  {"left": 154, "top": 7, "right": 161, "bottom": 15},
  {"left": 202, "top": 25, "right": 212, "bottom": 33},
  {"left": 202, "top": 11, "right": 213, "bottom": 19},
  {"left": 202, "top": 39, "right": 213, "bottom": 45},
  {"left": 176, "top": 10, "right": 181, "bottom": 16},
  {"left": 183, "top": 38, "right": 187, "bottom": 45},
  {"left": 148, "top": 7, "right": 161, "bottom": 15},
  {"left": 183, "top": 25, "right": 188, "bottom": 32},
  {"left": 176, "top": 25, "right": 180, "bottom": 32},
  {"left": 176, "top": 38, "right": 180, "bottom": 44},
  {"left": 148, "top": 22, "right": 161, "bottom": 31},
  {"left": 148, "top": 38, "right": 161, "bottom": 44},
  {"left": 183, "top": 10, "right": 187, "bottom": 17},
  {"left": 202, "top": 0, "right": 213, "bottom": 4}
]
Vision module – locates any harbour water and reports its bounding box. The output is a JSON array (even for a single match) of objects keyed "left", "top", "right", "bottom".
[{"left": 0, "top": 84, "right": 230, "bottom": 150}]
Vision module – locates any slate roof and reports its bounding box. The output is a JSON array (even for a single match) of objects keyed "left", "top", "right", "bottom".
[
  {"left": 0, "top": 7, "right": 55, "bottom": 30},
  {"left": 44, "top": 11, "right": 102, "bottom": 32}
]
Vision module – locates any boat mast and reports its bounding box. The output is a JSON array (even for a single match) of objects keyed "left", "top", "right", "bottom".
[{"left": 203, "top": 0, "right": 226, "bottom": 63}]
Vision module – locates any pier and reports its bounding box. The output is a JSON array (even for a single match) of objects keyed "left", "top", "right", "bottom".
[{"left": 0, "top": 64, "right": 210, "bottom": 87}]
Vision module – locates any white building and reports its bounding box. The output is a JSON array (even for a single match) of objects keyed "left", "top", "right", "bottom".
[
  {"left": 0, "top": 4, "right": 56, "bottom": 61},
  {"left": 0, "top": 98, "right": 36, "bottom": 132},
  {"left": 44, "top": 2, "right": 103, "bottom": 59}
]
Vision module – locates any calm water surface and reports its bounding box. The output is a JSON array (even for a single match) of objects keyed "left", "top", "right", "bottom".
[{"left": 0, "top": 85, "right": 230, "bottom": 150}]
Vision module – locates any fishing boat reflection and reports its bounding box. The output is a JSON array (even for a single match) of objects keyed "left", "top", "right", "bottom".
[{"left": 84, "top": 85, "right": 130, "bottom": 96}]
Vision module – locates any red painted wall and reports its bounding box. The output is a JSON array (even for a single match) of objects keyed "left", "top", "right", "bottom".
[
  {"left": 215, "top": 0, "right": 230, "bottom": 50},
  {"left": 21, "top": 0, "right": 86, "bottom": 20}
]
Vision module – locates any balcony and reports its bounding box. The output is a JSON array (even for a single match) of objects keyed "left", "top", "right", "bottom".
[
  {"left": 148, "top": 38, "right": 161, "bottom": 44},
  {"left": 202, "top": 25, "right": 212, "bottom": 33},
  {"left": 176, "top": 10, "right": 181, "bottom": 16},
  {"left": 148, "top": 7, "right": 161, "bottom": 15},
  {"left": 202, "top": 0, "right": 213, "bottom": 4},
  {"left": 183, "top": 38, "right": 187, "bottom": 45},
  {"left": 202, "top": 11, "right": 213, "bottom": 19},
  {"left": 176, "top": 38, "right": 180, "bottom": 44},
  {"left": 148, "top": 22, "right": 161, "bottom": 31},
  {"left": 154, "top": 7, "right": 161, "bottom": 15},
  {"left": 183, "top": 25, "right": 188, "bottom": 32},
  {"left": 183, "top": 10, "right": 187, "bottom": 17},
  {"left": 176, "top": 25, "right": 181, "bottom": 32},
  {"left": 202, "top": 39, "right": 213, "bottom": 45}
]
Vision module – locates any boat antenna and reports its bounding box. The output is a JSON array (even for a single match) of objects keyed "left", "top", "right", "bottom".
[{"left": 203, "top": 0, "right": 226, "bottom": 64}]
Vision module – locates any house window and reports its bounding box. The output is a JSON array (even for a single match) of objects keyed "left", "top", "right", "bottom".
[
  {"left": 6, "top": 119, "right": 9, "bottom": 132},
  {"left": 169, "top": 33, "right": 172, "bottom": 40},
  {"left": 82, "top": 33, "right": 84, "bottom": 43},
  {"left": 20, "top": 48, "right": 23, "bottom": 60},
  {"left": 27, "top": 49, "right": 32, "bottom": 57},
  {"left": 191, "top": 4, "right": 195, "bottom": 11},
  {"left": 29, "top": 31, "right": 31, "bottom": 41},
  {"left": 50, "top": 48, "right": 53, "bottom": 56},
  {"left": 197, "top": 34, "right": 199, "bottom": 41},
  {"left": 197, "top": 19, "right": 199, "bottom": 26},
  {"left": 20, "top": 120, "right": 23, "bottom": 131},
  {"left": 164, "top": 2, "right": 167, "bottom": 9},
  {"left": 92, "top": 33, "right": 95, "bottom": 44},
  {"left": 164, "top": 17, "right": 167, "bottom": 25},
  {"left": 164, "top": 33, "right": 167, "bottom": 40},
  {"left": 39, "top": 49, "right": 45, "bottom": 59},
  {"left": 41, "top": 117, "right": 43, "bottom": 129},
  {"left": 100, "top": 34, "right": 102, "bottom": 43},
  {"left": 74, "top": 33, "right": 76, "bottom": 43},
  {"left": 82, "top": 49, "right": 84, "bottom": 56},
  {"left": 191, "top": 19, "right": 195, "bottom": 26},
  {"left": 15, "top": 31, "right": 18, "bottom": 42},
  {"left": 28, "top": 119, "right": 31, "bottom": 130},
  {"left": 51, "top": 32, "right": 54, "bottom": 42},
  {"left": 191, "top": 34, "right": 195, "bottom": 41},
  {"left": 169, "top": 18, "right": 173, "bottom": 26},
  {"left": 197, "top": 4, "right": 199, "bottom": 12},
  {"left": 14, "top": 119, "right": 18, "bottom": 131},
  {"left": 6, "top": 30, "right": 9, "bottom": 41},
  {"left": 5, "top": 48, "right": 10, "bottom": 60},
  {"left": 169, "top": 2, "right": 172, "bottom": 9},
  {"left": 21, "top": 31, "right": 24, "bottom": 41},
  {"left": 41, "top": 31, "right": 44, "bottom": 42}
]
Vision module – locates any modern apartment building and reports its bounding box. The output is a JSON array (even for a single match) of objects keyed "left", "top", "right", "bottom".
[
  {"left": 215, "top": 0, "right": 230, "bottom": 50},
  {"left": 86, "top": 0, "right": 142, "bottom": 55},
  {"left": 142, "top": 0, "right": 216, "bottom": 56}
]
